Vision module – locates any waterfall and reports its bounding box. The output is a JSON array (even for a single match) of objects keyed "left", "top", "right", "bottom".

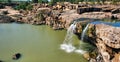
[
  {"left": 60, "top": 23, "right": 90, "bottom": 54},
  {"left": 81, "top": 24, "right": 90, "bottom": 41},
  {"left": 75, "top": 24, "right": 90, "bottom": 54},
  {"left": 60, "top": 22, "right": 76, "bottom": 53}
]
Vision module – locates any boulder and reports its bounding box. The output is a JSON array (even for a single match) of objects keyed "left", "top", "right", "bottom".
[
  {"left": 0, "top": 60, "right": 3, "bottom": 62},
  {"left": 12, "top": 53, "right": 22, "bottom": 60}
]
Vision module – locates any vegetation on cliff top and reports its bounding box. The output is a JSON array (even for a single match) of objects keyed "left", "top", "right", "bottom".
[{"left": 0, "top": 0, "right": 120, "bottom": 4}]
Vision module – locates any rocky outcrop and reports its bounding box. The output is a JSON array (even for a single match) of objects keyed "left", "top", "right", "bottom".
[
  {"left": 74, "top": 21, "right": 120, "bottom": 62},
  {"left": 77, "top": 7, "right": 102, "bottom": 14},
  {"left": 16, "top": 3, "right": 81, "bottom": 30},
  {"left": 0, "top": 15, "right": 15, "bottom": 23},
  {"left": 76, "top": 4, "right": 120, "bottom": 20},
  {"left": 59, "top": 10, "right": 80, "bottom": 29},
  {"left": 112, "top": 8, "right": 120, "bottom": 14},
  {"left": 87, "top": 23, "right": 120, "bottom": 62}
]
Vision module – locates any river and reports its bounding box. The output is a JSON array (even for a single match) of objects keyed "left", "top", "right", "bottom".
[{"left": 0, "top": 23, "right": 87, "bottom": 62}]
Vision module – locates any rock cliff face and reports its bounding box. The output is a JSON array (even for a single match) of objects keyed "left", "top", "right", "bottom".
[
  {"left": 74, "top": 21, "right": 120, "bottom": 62},
  {"left": 87, "top": 23, "right": 120, "bottom": 62},
  {"left": 15, "top": 3, "right": 81, "bottom": 30}
]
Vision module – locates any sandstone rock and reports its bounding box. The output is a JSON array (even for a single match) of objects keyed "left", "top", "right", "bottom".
[
  {"left": 59, "top": 10, "right": 80, "bottom": 29},
  {"left": 89, "top": 58, "right": 96, "bottom": 62},
  {"left": 87, "top": 23, "right": 120, "bottom": 62},
  {"left": 112, "top": 8, "right": 120, "bottom": 14},
  {"left": 115, "top": 13, "right": 120, "bottom": 20},
  {"left": 95, "top": 24, "right": 120, "bottom": 48},
  {"left": 112, "top": 53, "right": 120, "bottom": 62},
  {"left": 102, "top": 7, "right": 114, "bottom": 12},
  {"left": 77, "top": 7, "right": 102, "bottom": 14},
  {"left": 83, "top": 53, "right": 90, "bottom": 60},
  {"left": 37, "top": 8, "right": 51, "bottom": 14},
  {"left": 0, "top": 15, "right": 15, "bottom": 23},
  {"left": 0, "top": 10, "right": 9, "bottom": 15}
]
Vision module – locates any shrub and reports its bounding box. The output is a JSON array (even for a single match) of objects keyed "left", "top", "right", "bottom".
[
  {"left": 26, "top": 4, "right": 33, "bottom": 10},
  {"left": 14, "top": 2, "right": 32, "bottom": 10}
]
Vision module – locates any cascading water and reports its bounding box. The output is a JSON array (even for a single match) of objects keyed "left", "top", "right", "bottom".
[
  {"left": 60, "top": 22, "right": 90, "bottom": 54},
  {"left": 60, "top": 22, "right": 76, "bottom": 53},
  {"left": 81, "top": 24, "right": 90, "bottom": 41},
  {"left": 75, "top": 24, "right": 90, "bottom": 54}
]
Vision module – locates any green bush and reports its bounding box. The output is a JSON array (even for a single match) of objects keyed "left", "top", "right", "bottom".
[
  {"left": 26, "top": 4, "right": 33, "bottom": 10},
  {"left": 14, "top": 2, "right": 32, "bottom": 10}
]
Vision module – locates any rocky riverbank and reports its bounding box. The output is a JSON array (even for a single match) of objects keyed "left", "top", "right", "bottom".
[
  {"left": 0, "top": 2, "right": 120, "bottom": 62},
  {"left": 74, "top": 21, "right": 120, "bottom": 62},
  {"left": 0, "top": 3, "right": 120, "bottom": 29},
  {"left": 88, "top": 23, "right": 120, "bottom": 62}
]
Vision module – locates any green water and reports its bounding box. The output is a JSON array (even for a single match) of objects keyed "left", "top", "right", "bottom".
[{"left": 0, "top": 23, "right": 87, "bottom": 62}]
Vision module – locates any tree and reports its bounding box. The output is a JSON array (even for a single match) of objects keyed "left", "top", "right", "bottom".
[
  {"left": 8, "top": 0, "right": 11, "bottom": 3},
  {"left": 38, "top": 0, "right": 42, "bottom": 3},
  {"left": 32, "top": 0, "right": 38, "bottom": 3},
  {"left": 42, "top": 0, "right": 48, "bottom": 3},
  {"left": 49, "top": 0, "right": 57, "bottom": 5}
]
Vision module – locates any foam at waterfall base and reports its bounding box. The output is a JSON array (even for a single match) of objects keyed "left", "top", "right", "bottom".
[
  {"left": 75, "top": 49, "right": 86, "bottom": 54},
  {"left": 60, "top": 44, "right": 76, "bottom": 53}
]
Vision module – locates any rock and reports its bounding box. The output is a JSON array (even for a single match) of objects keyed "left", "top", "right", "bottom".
[
  {"left": 75, "top": 22, "right": 120, "bottom": 62},
  {"left": 37, "top": 8, "right": 51, "bottom": 15},
  {"left": 74, "top": 18, "right": 97, "bottom": 35},
  {"left": 96, "top": 54, "right": 103, "bottom": 62},
  {"left": 115, "top": 13, "right": 120, "bottom": 20},
  {"left": 45, "top": 16, "right": 53, "bottom": 25},
  {"left": 0, "top": 60, "right": 4, "bottom": 62},
  {"left": 0, "top": 15, "right": 15, "bottom": 23},
  {"left": 12, "top": 53, "right": 21, "bottom": 60},
  {"left": 83, "top": 53, "right": 90, "bottom": 60},
  {"left": 112, "top": 8, "right": 120, "bottom": 14},
  {"left": 112, "top": 53, "right": 120, "bottom": 62},
  {"left": 77, "top": 7, "right": 102, "bottom": 14},
  {"left": 102, "top": 7, "right": 114, "bottom": 12},
  {"left": 59, "top": 10, "right": 80, "bottom": 29},
  {"left": 95, "top": 24, "right": 120, "bottom": 48},
  {"left": 0, "top": 4, "right": 5, "bottom": 9},
  {"left": 111, "top": 14, "right": 118, "bottom": 19},
  {"left": 0, "top": 10, "right": 9, "bottom": 15},
  {"left": 87, "top": 23, "right": 120, "bottom": 62},
  {"left": 23, "top": 8, "right": 52, "bottom": 25},
  {"left": 89, "top": 58, "right": 96, "bottom": 62}
]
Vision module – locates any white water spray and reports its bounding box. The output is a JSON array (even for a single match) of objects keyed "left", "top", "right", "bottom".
[
  {"left": 75, "top": 24, "right": 90, "bottom": 54},
  {"left": 81, "top": 24, "right": 90, "bottom": 41},
  {"left": 60, "top": 23, "right": 90, "bottom": 54},
  {"left": 60, "top": 22, "right": 76, "bottom": 53}
]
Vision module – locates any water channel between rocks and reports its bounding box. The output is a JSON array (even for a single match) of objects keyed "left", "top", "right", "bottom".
[{"left": 0, "top": 23, "right": 87, "bottom": 62}]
